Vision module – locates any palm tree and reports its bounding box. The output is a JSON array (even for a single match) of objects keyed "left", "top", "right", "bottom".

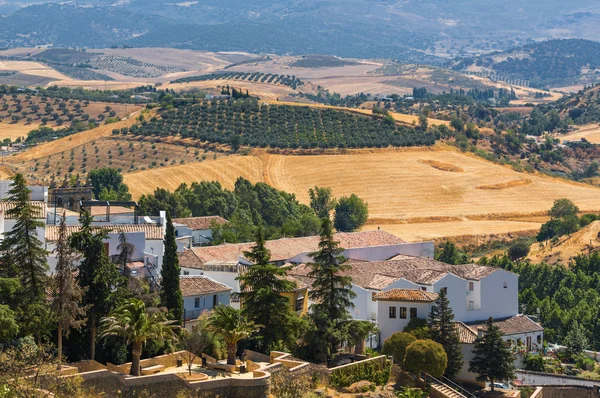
[
  {"left": 100, "top": 298, "right": 179, "bottom": 376},
  {"left": 207, "top": 305, "right": 260, "bottom": 365}
]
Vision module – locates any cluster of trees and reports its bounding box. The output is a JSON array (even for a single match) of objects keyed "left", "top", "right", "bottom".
[
  {"left": 537, "top": 198, "right": 600, "bottom": 242},
  {"left": 171, "top": 71, "right": 304, "bottom": 89},
  {"left": 292, "top": 90, "right": 371, "bottom": 108},
  {"left": 138, "top": 179, "right": 369, "bottom": 242},
  {"left": 123, "top": 99, "right": 434, "bottom": 149},
  {"left": 87, "top": 167, "right": 133, "bottom": 201},
  {"left": 382, "top": 290, "right": 515, "bottom": 392}
]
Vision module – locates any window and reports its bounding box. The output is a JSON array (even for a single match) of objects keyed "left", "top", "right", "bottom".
[
  {"left": 410, "top": 308, "right": 417, "bottom": 319},
  {"left": 389, "top": 306, "right": 396, "bottom": 319},
  {"left": 421, "top": 287, "right": 427, "bottom": 291},
  {"left": 440, "top": 287, "right": 447, "bottom": 294},
  {"left": 468, "top": 282, "right": 474, "bottom": 291},
  {"left": 468, "top": 301, "right": 474, "bottom": 311},
  {"left": 537, "top": 335, "right": 542, "bottom": 344},
  {"left": 399, "top": 307, "right": 407, "bottom": 319},
  {"left": 183, "top": 270, "right": 190, "bottom": 276},
  {"left": 526, "top": 336, "right": 532, "bottom": 350},
  {"left": 194, "top": 297, "right": 200, "bottom": 308},
  {"left": 213, "top": 294, "right": 218, "bottom": 307},
  {"left": 503, "top": 281, "right": 508, "bottom": 289}
]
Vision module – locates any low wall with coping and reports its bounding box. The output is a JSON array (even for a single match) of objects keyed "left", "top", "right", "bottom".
[
  {"left": 107, "top": 350, "right": 202, "bottom": 374},
  {"left": 68, "top": 360, "right": 106, "bottom": 373}
]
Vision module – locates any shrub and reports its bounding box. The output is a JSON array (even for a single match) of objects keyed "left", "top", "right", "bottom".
[
  {"left": 523, "top": 353, "right": 545, "bottom": 372},
  {"left": 404, "top": 339, "right": 447, "bottom": 378},
  {"left": 383, "top": 332, "right": 416, "bottom": 365},
  {"left": 403, "top": 318, "right": 430, "bottom": 340},
  {"left": 329, "top": 358, "right": 392, "bottom": 388}
]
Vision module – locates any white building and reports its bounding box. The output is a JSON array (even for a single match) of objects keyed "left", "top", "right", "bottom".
[
  {"left": 172, "top": 216, "right": 228, "bottom": 247},
  {"left": 179, "top": 275, "right": 232, "bottom": 324},
  {"left": 374, "top": 289, "right": 438, "bottom": 343}
]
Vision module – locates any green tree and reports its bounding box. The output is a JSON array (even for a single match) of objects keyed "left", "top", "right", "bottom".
[
  {"left": 161, "top": 212, "right": 183, "bottom": 324},
  {"left": 139, "top": 187, "right": 191, "bottom": 218},
  {"left": 114, "top": 231, "right": 135, "bottom": 276},
  {"left": 548, "top": 198, "right": 579, "bottom": 219},
  {"left": 404, "top": 339, "right": 448, "bottom": 378},
  {"left": 230, "top": 134, "right": 243, "bottom": 152},
  {"left": 100, "top": 298, "right": 179, "bottom": 376},
  {"left": 564, "top": 320, "right": 589, "bottom": 356},
  {"left": 0, "top": 174, "right": 48, "bottom": 300},
  {"left": 207, "top": 305, "right": 259, "bottom": 365},
  {"left": 309, "top": 186, "right": 336, "bottom": 219},
  {"left": 333, "top": 194, "right": 368, "bottom": 232},
  {"left": 508, "top": 240, "right": 531, "bottom": 261},
  {"left": 382, "top": 332, "right": 416, "bottom": 366},
  {"left": 435, "top": 242, "right": 469, "bottom": 265},
  {"left": 307, "top": 218, "right": 356, "bottom": 361},
  {"left": 50, "top": 215, "right": 87, "bottom": 369},
  {"left": 87, "top": 168, "right": 132, "bottom": 201},
  {"left": 237, "top": 227, "right": 296, "bottom": 353},
  {"left": 70, "top": 211, "right": 126, "bottom": 360},
  {"left": 469, "top": 318, "right": 515, "bottom": 393},
  {"left": 403, "top": 318, "right": 430, "bottom": 340},
  {"left": 428, "top": 289, "right": 463, "bottom": 379}
]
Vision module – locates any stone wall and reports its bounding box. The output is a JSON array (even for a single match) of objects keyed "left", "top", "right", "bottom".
[
  {"left": 107, "top": 350, "right": 198, "bottom": 374},
  {"left": 69, "top": 360, "right": 106, "bottom": 373},
  {"left": 538, "top": 386, "right": 600, "bottom": 398}
]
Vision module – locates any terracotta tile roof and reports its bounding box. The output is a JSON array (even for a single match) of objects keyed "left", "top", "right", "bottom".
[
  {"left": 179, "top": 276, "right": 232, "bottom": 297},
  {"left": 288, "top": 255, "right": 502, "bottom": 290},
  {"left": 465, "top": 315, "right": 544, "bottom": 337},
  {"left": 45, "top": 224, "right": 164, "bottom": 241},
  {"left": 0, "top": 201, "right": 47, "bottom": 219},
  {"left": 280, "top": 274, "right": 309, "bottom": 291},
  {"left": 374, "top": 289, "right": 438, "bottom": 302},
  {"left": 455, "top": 315, "right": 544, "bottom": 344},
  {"left": 455, "top": 322, "right": 478, "bottom": 344},
  {"left": 173, "top": 216, "right": 228, "bottom": 230},
  {"left": 191, "top": 230, "right": 405, "bottom": 264},
  {"left": 178, "top": 249, "right": 203, "bottom": 269}
]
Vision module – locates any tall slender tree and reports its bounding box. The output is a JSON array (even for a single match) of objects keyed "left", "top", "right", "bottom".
[
  {"left": 115, "top": 231, "right": 135, "bottom": 276},
  {"left": 308, "top": 218, "right": 356, "bottom": 361},
  {"left": 0, "top": 174, "right": 48, "bottom": 300},
  {"left": 237, "top": 227, "right": 295, "bottom": 352},
  {"left": 469, "top": 317, "right": 515, "bottom": 392},
  {"left": 161, "top": 212, "right": 183, "bottom": 324},
  {"left": 308, "top": 186, "right": 336, "bottom": 219},
  {"left": 70, "top": 211, "right": 125, "bottom": 360},
  {"left": 428, "top": 289, "right": 463, "bottom": 379},
  {"left": 50, "top": 214, "right": 87, "bottom": 369}
]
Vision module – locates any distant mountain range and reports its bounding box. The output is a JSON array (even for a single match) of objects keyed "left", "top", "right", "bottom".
[{"left": 1, "top": 1, "right": 600, "bottom": 62}]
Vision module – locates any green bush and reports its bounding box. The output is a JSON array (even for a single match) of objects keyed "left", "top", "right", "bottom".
[
  {"left": 523, "top": 353, "right": 545, "bottom": 372},
  {"left": 330, "top": 358, "right": 392, "bottom": 388},
  {"left": 404, "top": 339, "right": 447, "bottom": 378},
  {"left": 383, "top": 332, "right": 417, "bottom": 365}
]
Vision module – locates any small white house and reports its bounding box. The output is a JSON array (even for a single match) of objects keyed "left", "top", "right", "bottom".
[
  {"left": 455, "top": 315, "right": 544, "bottom": 385},
  {"left": 173, "top": 216, "right": 228, "bottom": 246},
  {"left": 180, "top": 276, "right": 232, "bottom": 324},
  {"left": 375, "top": 288, "right": 438, "bottom": 343}
]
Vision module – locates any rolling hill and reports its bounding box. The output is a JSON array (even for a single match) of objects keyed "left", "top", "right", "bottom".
[{"left": 449, "top": 39, "right": 600, "bottom": 89}]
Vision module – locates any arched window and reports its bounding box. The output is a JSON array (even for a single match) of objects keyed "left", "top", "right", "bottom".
[
  {"left": 67, "top": 197, "right": 75, "bottom": 210},
  {"left": 57, "top": 197, "right": 64, "bottom": 206}
]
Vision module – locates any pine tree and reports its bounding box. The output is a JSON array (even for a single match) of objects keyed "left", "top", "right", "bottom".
[
  {"left": 428, "top": 289, "right": 463, "bottom": 379},
  {"left": 70, "top": 210, "right": 125, "bottom": 360},
  {"left": 0, "top": 174, "right": 48, "bottom": 300},
  {"left": 50, "top": 214, "right": 87, "bottom": 369},
  {"left": 237, "top": 227, "right": 295, "bottom": 353},
  {"left": 308, "top": 218, "right": 356, "bottom": 361},
  {"left": 469, "top": 317, "right": 515, "bottom": 392},
  {"left": 161, "top": 212, "right": 183, "bottom": 324}
]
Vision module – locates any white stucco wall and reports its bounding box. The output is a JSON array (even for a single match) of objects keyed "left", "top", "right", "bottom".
[
  {"left": 377, "top": 300, "right": 432, "bottom": 344},
  {"left": 433, "top": 273, "right": 472, "bottom": 321},
  {"left": 201, "top": 270, "right": 239, "bottom": 293},
  {"left": 350, "top": 284, "right": 371, "bottom": 320},
  {"left": 479, "top": 269, "right": 519, "bottom": 321},
  {"left": 183, "top": 292, "right": 230, "bottom": 320},
  {"left": 144, "top": 239, "right": 164, "bottom": 271}
]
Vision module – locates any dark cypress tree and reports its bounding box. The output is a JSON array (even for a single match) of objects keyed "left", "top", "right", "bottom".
[
  {"left": 237, "top": 227, "right": 295, "bottom": 353},
  {"left": 161, "top": 212, "right": 183, "bottom": 324},
  {"left": 429, "top": 289, "right": 464, "bottom": 379},
  {"left": 469, "top": 317, "right": 515, "bottom": 393},
  {"left": 70, "top": 210, "right": 126, "bottom": 360},
  {"left": 307, "top": 218, "right": 356, "bottom": 362}
]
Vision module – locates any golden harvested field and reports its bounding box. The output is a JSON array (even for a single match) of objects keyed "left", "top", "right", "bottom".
[
  {"left": 263, "top": 100, "right": 450, "bottom": 127},
  {"left": 0, "top": 60, "right": 69, "bottom": 80},
  {"left": 559, "top": 124, "right": 600, "bottom": 143},
  {"left": 165, "top": 80, "right": 295, "bottom": 101},
  {"left": 0, "top": 123, "right": 37, "bottom": 141},
  {"left": 123, "top": 148, "right": 600, "bottom": 242},
  {"left": 362, "top": 220, "right": 542, "bottom": 242}
]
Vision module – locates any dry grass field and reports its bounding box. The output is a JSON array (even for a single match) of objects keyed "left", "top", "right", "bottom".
[
  {"left": 559, "top": 124, "right": 600, "bottom": 143},
  {"left": 527, "top": 220, "right": 600, "bottom": 265},
  {"left": 122, "top": 147, "right": 600, "bottom": 240}
]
